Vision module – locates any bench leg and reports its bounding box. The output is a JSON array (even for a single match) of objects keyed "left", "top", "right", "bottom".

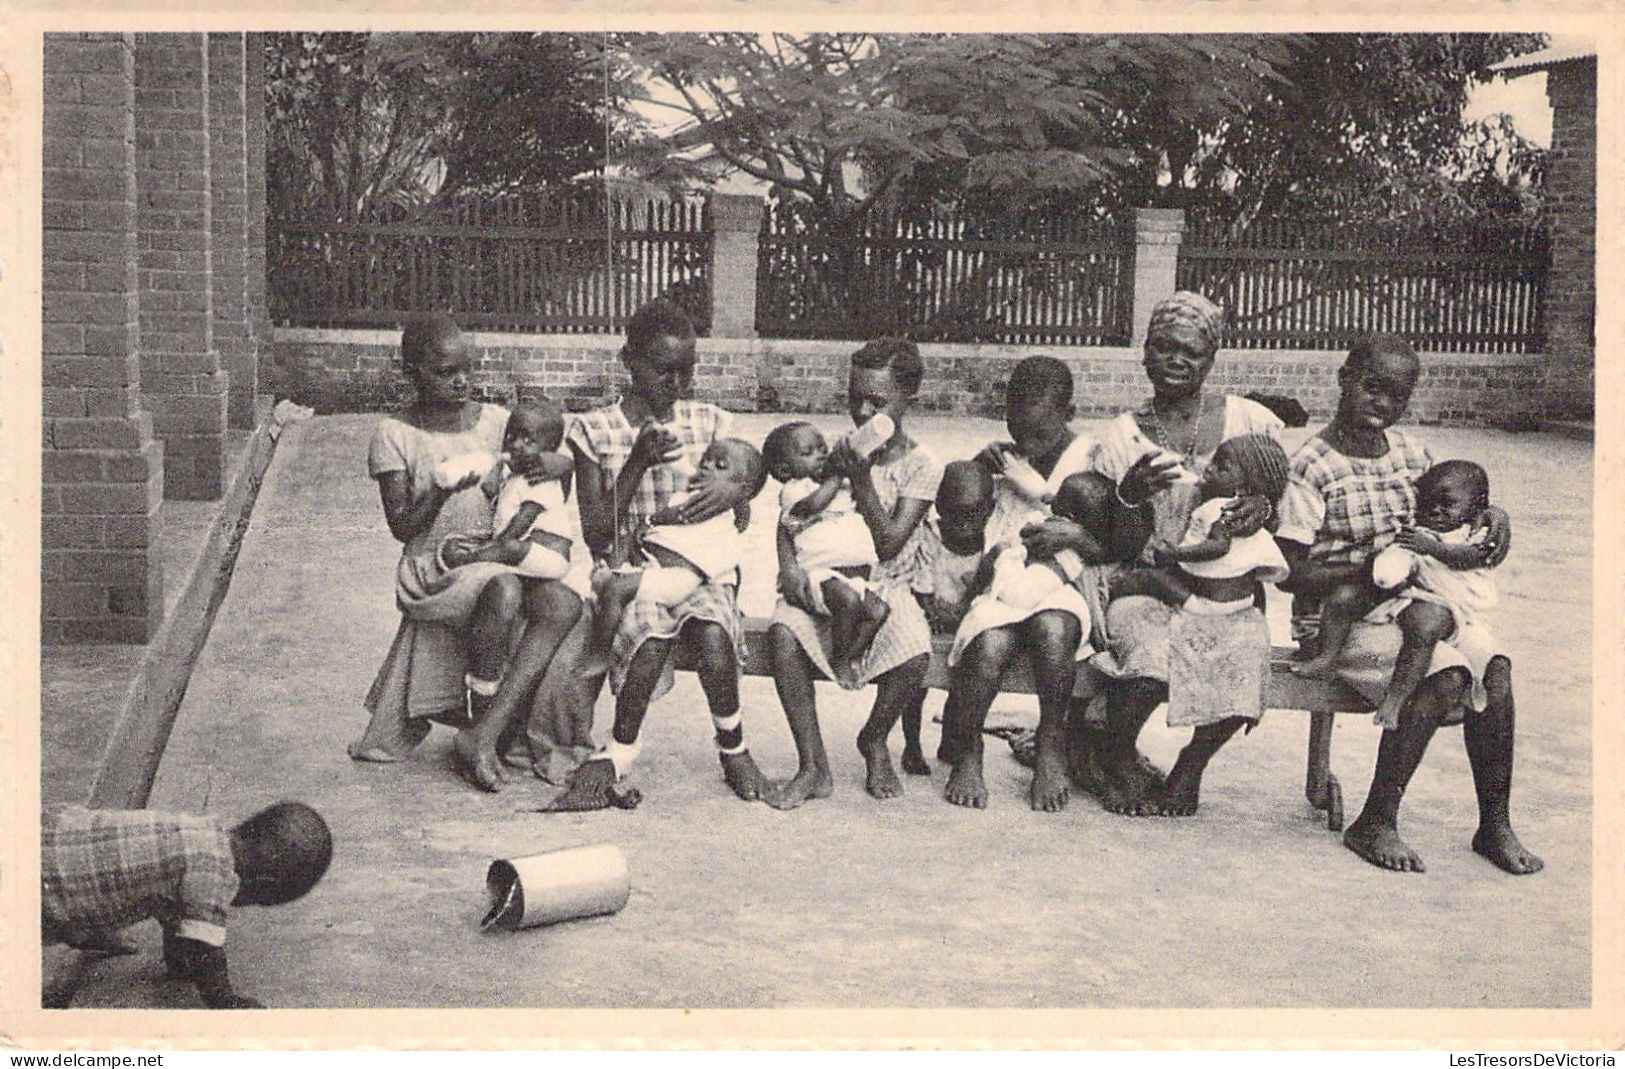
[{"left": 1305, "top": 710, "right": 1343, "bottom": 831}]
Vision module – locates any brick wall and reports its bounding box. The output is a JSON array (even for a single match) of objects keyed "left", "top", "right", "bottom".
[
  {"left": 135, "top": 32, "right": 228, "bottom": 500},
  {"left": 208, "top": 33, "right": 254, "bottom": 430},
  {"left": 43, "top": 33, "right": 166, "bottom": 643},
  {"left": 1543, "top": 58, "right": 1596, "bottom": 420},
  {"left": 269, "top": 328, "right": 1548, "bottom": 429}
]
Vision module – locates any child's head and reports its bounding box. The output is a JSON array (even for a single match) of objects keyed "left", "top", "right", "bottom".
[
  {"left": 762, "top": 421, "right": 829, "bottom": 483},
  {"left": 401, "top": 313, "right": 472, "bottom": 407},
  {"left": 621, "top": 300, "right": 697, "bottom": 414},
  {"left": 1004, "top": 355, "right": 1076, "bottom": 461},
  {"left": 1202, "top": 434, "right": 1291, "bottom": 504},
  {"left": 1336, "top": 333, "right": 1419, "bottom": 433},
  {"left": 1415, "top": 460, "right": 1489, "bottom": 532},
  {"left": 935, "top": 460, "right": 996, "bottom": 555},
  {"left": 503, "top": 400, "right": 565, "bottom": 468},
  {"left": 229, "top": 802, "right": 333, "bottom": 908},
  {"left": 847, "top": 338, "right": 923, "bottom": 433},
  {"left": 695, "top": 437, "right": 768, "bottom": 502},
  {"left": 1050, "top": 471, "right": 1117, "bottom": 538}
]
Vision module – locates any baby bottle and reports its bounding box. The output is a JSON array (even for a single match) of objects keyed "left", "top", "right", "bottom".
[
  {"left": 843, "top": 413, "right": 895, "bottom": 459},
  {"left": 999, "top": 449, "right": 1050, "bottom": 501}
]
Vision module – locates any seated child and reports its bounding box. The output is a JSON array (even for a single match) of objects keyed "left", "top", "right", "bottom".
[
  {"left": 1304, "top": 459, "right": 1503, "bottom": 728},
  {"left": 762, "top": 419, "right": 891, "bottom": 686},
  {"left": 1121, "top": 433, "right": 1292, "bottom": 609},
  {"left": 916, "top": 460, "right": 999, "bottom": 634},
  {"left": 436, "top": 399, "right": 576, "bottom": 584},
  {"left": 592, "top": 437, "right": 768, "bottom": 651},
  {"left": 41, "top": 802, "right": 332, "bottom": 1009}
]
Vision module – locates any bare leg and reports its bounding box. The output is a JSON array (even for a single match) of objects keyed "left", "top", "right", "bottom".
[
  {"left": 1371, "top": 598, "right": 1454, "bottom": 728},
  {"left": 846, "top": 590, "right": 891, "bottom": 676},
  {"left": 1295, "top": 582, "right": 1380, "bottom": 679},
  {"left": 1343, "top": 663, "right": 1469, "bottom": 873},
  {"left": 451, "top": 574, "right": 530, "bottom": 790},
  {"left": 590, "top": 572, "right": 642, "bottom": 662},
  {"left": 551, "top": 635, "right": 672, "bottom": 810},
  {"left": 1026, "top": 611, "right": 1082, "bottom": 812},
  {"left": 1156, "top": 717, "right": 1248, "bottom": 816},
  {"left": 688, "top": 619, "right": 766, "bottom": 801},
  {"left": 943, "top": 629, "right": 1016, "bottom": 809},
  {"left": 855, "top": 654, "right": 929, "bottom": 799},
  {"left": 1099, "top": 677, "right": 1168, "bottom": 815},
  {"left": 763, "top": 622, "right": 834, "bottom": 809},
  {"left": 823, "top": 580, "right": 861, "bottom": 688},
  {"left": 899, "top": 687, "right": 930, "bottom": 775},
  {"left": 1467, "top": 656, "right": 1543, "bottom": 874}
]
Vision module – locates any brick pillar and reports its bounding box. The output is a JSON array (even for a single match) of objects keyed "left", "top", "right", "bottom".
[
  {"left": 209, "top": 33, "right": 254, "bottom": 429},
  {"left": 1130, "top": 208, "right": 1185, "bottom": 345},
  {"left": 1543, "top": 59, "right": 1596, "bottom": 421},
  {"left": 135, "top": 32, "right": 227, "bottom": 500},
  {"left": 707, "top": 193, "right": 762, "bottom": 338},
  {"left": 244, "top": 33, "right": 271, "bottom": 381},
  {"left": 43, "top": 33, "right": 166, "bottom": 644}
]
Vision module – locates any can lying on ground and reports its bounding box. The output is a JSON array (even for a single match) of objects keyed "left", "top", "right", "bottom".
[{"left": 481, "top": 843, "right": 631, "bottom": 931}]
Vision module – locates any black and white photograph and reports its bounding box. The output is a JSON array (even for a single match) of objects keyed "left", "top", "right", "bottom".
[{"left": 6, "top": 4, "right": 1617, "bottom": 1048}]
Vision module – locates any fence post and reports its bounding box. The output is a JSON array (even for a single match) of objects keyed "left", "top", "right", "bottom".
[
  {"left": 1130, "top": 208, "right": 1186, "bottom": 345},
  {"left": 708, "top": 193, "right": 763, "bottom": 338}
]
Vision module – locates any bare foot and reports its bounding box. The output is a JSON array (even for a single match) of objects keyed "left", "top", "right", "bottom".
[
  {"left": 1472, "top": 823, "right": 1544, "bottom": 875},
  {"left": 833, "top": 664, "right": 860, "bottom": 690},
  {"left": 544, "top": 757, "right": 617, "bottom": 811},
  {"left": 1343, "top": 819, "right": 1426, "bottom": 872},
  {"left": 763, "top": 767, "right": 834, "bottom": 810},
  {"left": 720, "top": 750, "right": 767, "bottom": 801},
  {"left": 1292, "top": 656, "right": 1339, "bottom": 680},
  {"left": 1370, "top": 697, "right": 1404, "bottom": 730},
  {"left": 452, "top": 733, "right": 503, "bottom": 793},
  {"left": 1030, "top": 732, "right": 1069, "bottom": 812},
  {"left": 1099, "top": 749, "right": 1159, "bottom": 816},
  {"left": 858, "top": 732, "right": 903, "bottom": 799},
  {"left": 1155, "top": 766, "right": 1201, "bottom": 817},
  {"left": 945, "top": 747, "right": 988, "bottom": 809},
  {"left": 901, "top": 744, "right": 931, "bottom": 776}
]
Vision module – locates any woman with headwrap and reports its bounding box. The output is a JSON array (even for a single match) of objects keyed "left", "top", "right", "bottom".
[{"left": 1046, "top": 291, "right": 1284, "bottom": 814}]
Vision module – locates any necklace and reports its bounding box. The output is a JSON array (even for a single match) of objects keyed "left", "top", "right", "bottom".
[{"left": 1144, "top": 391, "right": 1206, "bottom": 459}]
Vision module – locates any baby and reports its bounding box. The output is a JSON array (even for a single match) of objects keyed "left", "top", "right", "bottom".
[
  {"left": 436, "top": 399, "right": 576, "bottom": 583},
  {"left": 592, "top": 437, "right": 768, "bottom": 651},
  {"left": 762, "top": 418, "right": 892, "bottom": 685},
  {"left": 1302, "top": 459, "right": 1502, "bottom": 727},
  {"left": 1119, "top": 434, "right": 1292, "bottom": 609},
  {"left": 42, "top": 802, "right": 332, "bottom": 1009}
]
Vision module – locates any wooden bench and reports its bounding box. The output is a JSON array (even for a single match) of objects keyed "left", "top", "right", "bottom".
[{"left": 676, "top": 616, "right": 1370, "bottom": 830}]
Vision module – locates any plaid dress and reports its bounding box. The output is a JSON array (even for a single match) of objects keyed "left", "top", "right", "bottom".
[
  {"left": 772, "top": 441, "right": 943, "bottom": 686},
  {"left": 1277, "top": 429, "right": 1472, "bottom": 709},
  {"left": 565, "top": 399, "right": 745, "bottom": 694},
  {"left": 42, "top": 808, "right": 239, "bottom": 948}
]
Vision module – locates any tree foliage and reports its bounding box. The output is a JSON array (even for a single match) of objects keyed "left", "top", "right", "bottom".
[
  {"left": 266, "top": 32, "right": 639, "bottom": 220},
  {"left": 625, "top": 32, "right": 1548, "bottom": 228}
]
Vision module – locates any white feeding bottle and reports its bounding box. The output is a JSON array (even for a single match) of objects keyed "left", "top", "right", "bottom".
[{"left": 843, "top": 413, "right": 895, "bottom": 459}]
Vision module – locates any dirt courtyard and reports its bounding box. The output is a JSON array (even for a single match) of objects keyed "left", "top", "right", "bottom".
[{"left": 57, "top": 410, "right": 1592, "bottom": 1010}]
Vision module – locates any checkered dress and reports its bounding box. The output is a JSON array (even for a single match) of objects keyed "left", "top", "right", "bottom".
[
  {"left": 42, "top": 808, "right": 239, "bottom": 948},
  {"left": 565, "top": 399, "right": 745, "bottom": 694},
  {"left": 1277, "top": 430, "right": 1434, "bottom": 567}
]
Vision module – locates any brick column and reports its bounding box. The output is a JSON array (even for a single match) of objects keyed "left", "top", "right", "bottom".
[
  {"left": 43, "top": 33, "right": 165, "bottom": 644},
  {"left": 1543, "top": 59, "right": 1596, "bottom": 421},
  {"left": 244, "top": 33, "right": 271, "bottom": 379},
  {"left": 707, "top": 193, "right": 762, "bottom": 338},
  {"left": 135, "top": 33, "right": 226, "bottom": 500},
  {"left": 209, "top": 33, "right": 254, "bottom": 429},
  {"left": 1130, "top": 208, "right": 1185, "bottom": 345}
]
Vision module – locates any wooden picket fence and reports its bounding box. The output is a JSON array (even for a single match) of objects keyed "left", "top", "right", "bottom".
[
  {"left": 756, "top": 202, "right": 1134, "bottom": 345},
  {"left": 1176, "top": 217, "right": 1549, "bottom": 353},
  {"left": 268, "top": 193, "right": 711, "bottom": 333}
]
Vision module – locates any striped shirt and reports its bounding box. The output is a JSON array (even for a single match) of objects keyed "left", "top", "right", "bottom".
[{"left": 42, "top": 808, "right": 239, "bottom": 948}]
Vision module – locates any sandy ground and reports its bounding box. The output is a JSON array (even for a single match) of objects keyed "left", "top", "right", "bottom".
[{"left": 55, "top": 410, "right": 1591, "bottom": 1009}]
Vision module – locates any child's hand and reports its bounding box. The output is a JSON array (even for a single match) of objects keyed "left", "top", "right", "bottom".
[
  {"left": 973, "top": 442, "right": 1014, "bottom": 473},
  {"left": 1394, "top": 526, "right": 1443, "bottom": 557},
  {"left": 778, "top": 565, "right": 816, "bottom": 614},
  {"left": 1472, "top": 505, "right": 1512, "bottom": 565},
  {"left": 629, "top": 423, "right": 681, "bottom": 470},
  {"left": 648, "top": 505, "right": 682, "bottom": 527},
  {"left": 1151, "top": 541, "right": 1179, "bottom": 567},
  {"left": 1217, "top": 494, "right": 1273, "bottom": 537},
  {"left": 441, "top": 535, "right": 486, "bottom": 568}
]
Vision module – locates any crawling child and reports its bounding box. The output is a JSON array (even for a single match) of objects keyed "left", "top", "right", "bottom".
[
  {"left": 42, "top": 802, "right": 332, "bottom": 1008},
  {"left": 762, "top": 419, "right": 893, "bottom": 686},
  {"left": 592, "top": 437, "right": 768, "bottom": 653},
  {"left": 1300, "top": 459, "right": 1504, "bottom": 728}
]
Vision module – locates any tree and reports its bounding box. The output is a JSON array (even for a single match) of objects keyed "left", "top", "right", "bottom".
[{"left": 266, "top": 32, "right": 640, "bottom": 220}]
